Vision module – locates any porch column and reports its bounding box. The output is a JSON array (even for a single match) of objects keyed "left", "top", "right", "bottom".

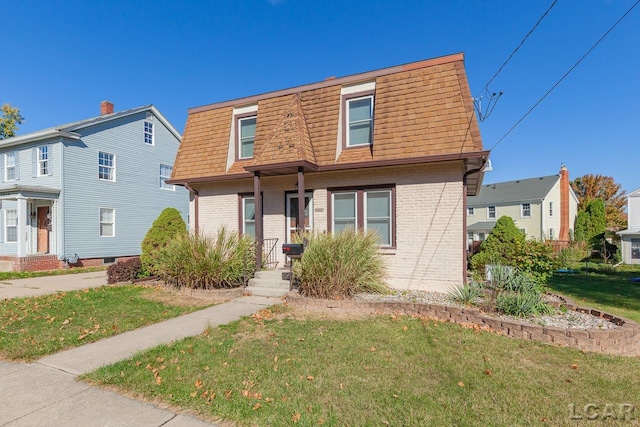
[
  {"left": 16, "top": 197, "right": 27, "bottom": 257},
  {"left": 254, "top": 172, "right": 262, "bottom": 271},
  {"left": 297, "top": 167, "right": 305, "bottom": 237}
]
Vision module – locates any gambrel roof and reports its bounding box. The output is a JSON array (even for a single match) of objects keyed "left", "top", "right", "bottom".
[{"left": 171, "top": 53, "right": 487, "bottom": 192}]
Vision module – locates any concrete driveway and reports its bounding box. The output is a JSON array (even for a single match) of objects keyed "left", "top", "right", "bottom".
[{"left": 0, "top": 271, "right": 108, "bottom": 300}]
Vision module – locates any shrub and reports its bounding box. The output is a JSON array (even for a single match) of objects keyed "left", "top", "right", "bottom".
[
  {"left": 107, "top": 257, "right": 142, "bottom": 284},
  {"left": 141, "top": 208, "right": 187, "bottom": 275},
  {"left": 448, "top": 282, "right": 482, "bottom": 306},
  {"left": 293, "top": 229, "right": 388, "bottom": 299},
  {"left": 495, "top": 291, "right": 553, "bottom": 317},
  {"left": 155, "top": 227, "right": 255, "bottom": 289}
]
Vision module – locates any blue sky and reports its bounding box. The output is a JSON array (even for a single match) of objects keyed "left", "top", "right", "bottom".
[{"left": 4, "top": 0, "right": 639, "bottom": 192}]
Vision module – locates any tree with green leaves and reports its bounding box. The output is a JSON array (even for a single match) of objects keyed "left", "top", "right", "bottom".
[
  {"left": 0, "top": 104, "right": 24, "bottom": 139},
  {"left": 141, "top": 207, "right": 187, "bottom": 275},
  {"left": 574, "top": 198, "right": 606, "bottom": 245},
  {"left": 572, "top": 174, "right": 626, "bottom": 230}
]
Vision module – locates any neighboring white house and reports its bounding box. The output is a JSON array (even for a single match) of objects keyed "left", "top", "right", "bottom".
[
  {"left": 617, "top": 188, "right": 640, "bottom": 264},
  {"left": 466, "top": 165, "right": 578, "bottom": 248}
]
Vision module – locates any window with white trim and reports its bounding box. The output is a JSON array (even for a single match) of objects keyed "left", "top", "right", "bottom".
[
  {"left": 549, "top": 201, "right": 554, "bottom": 217},
  {"left": 5, "top": 152, "right": 16, "bottom": 181},
  {"left": 632, "top": 239, "right": 640, "bottom": 260},
  {"left": 5, "top": 209, "right": 17, "bottom": 242},
  {"left": 98, "top": 151, "right": 115, "bottom": 181},
  {"left": 521, "top": 203, "right": 531, "bottom": 218},
  {"left": 346, "top": 95, "right": 374, "bottom": 147},
  {"left": 144, "top": 121, "right": 154, "bottom": 145},
  {"left": 159, "top": 164, "right": 174, "bottom": 190},
  {"left": 38, "top": 146, "right": 49, "bottom": 176},
  {"left": 238, "top": 116, "right": 256, "bottom": 159},
  {"left": 242, "top": 196, "right": 256, "bottom": 238},
  {"left": 549, "top": 228, "right": 555, "bottom": 240},
  {"left": 99, "top": 208, "right": 115, "bottom": 237},
  {"left": 467, "top": 207, "right": 474, "bottom": 216},
  {"left": 330, "top": 187, "right": 394, "bottom": 247},
  {"left": 487, "top": 206, "right": 496, "bottom": 219}
]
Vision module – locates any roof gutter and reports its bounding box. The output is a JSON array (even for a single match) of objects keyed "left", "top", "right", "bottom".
[{"left": 0, "top": 130, "right": 80, "bottom": 148}]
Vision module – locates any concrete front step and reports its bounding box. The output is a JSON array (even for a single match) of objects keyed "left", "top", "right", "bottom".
[
  {"left": 245, "top": 286, "right": 291, "bottom": 298},
  {"left": 246, "top": 269, "right": 291, "bottom": 297}
]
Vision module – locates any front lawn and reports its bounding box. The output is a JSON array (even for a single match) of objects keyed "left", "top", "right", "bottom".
[
  {"left": 0, "top": 284, "right": 212, "bottom": 361},
  {"left": 84, "top": 306, "right": 640, "bottom": 426},
  {"left": 546, "top": 265, "right": 640, "bottom": 323},
  {"left": 0, "top": 266, "right": 106, "bottom": 281}
]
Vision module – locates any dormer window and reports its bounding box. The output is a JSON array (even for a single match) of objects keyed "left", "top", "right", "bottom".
[
  {"left": 238, "top": 115, "right": 256, "bottom": 159},
  {"left": 346, "top": 94, "right": 374, "bottom": 147}
]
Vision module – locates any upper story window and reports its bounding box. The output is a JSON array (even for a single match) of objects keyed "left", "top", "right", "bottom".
[
  {"left": 5, "top": 152, "right": 16, "bottom": 181},
  {"left": 467, "top": 207, "right": 474, "bottom": 216},
  {"left": 346, "top": 94, "right": 374, "bottom": 147},
  {"left": 521, "top": 203, "right": 531, "bottom": 218},
  {"left": 98, "top": 151, "right": 115, "bottom": 181},
  {"left": 144, "top": 121, "right": 154, "bottom": 145},
  {"left": 487, "top": 206, "right": 496, "bottom": 219},
  {"left": 238, "top": 115, "right": 256, "bottom": 159},
  {"left": 549, "top": 201, "right": 554, "bottom": 217},
  {"left": 38, "top": 146, "right": 49, "bottom": 176},
  {"left": 159, "top": 164, "right": 174, "bottom": 190}
]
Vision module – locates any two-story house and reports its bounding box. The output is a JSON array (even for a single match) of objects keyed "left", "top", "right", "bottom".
[
  {"left": 0, "top": 102, "right": 188, "bottom": 271},
  {"left": 169, "top": 53, "right": 488, "bottom": 292},
  {"left": 618, "top": 188, "right": 640, "bottom": 264},
  {"left": 466, "top": 165, "right": 578, "bottom": 248}
]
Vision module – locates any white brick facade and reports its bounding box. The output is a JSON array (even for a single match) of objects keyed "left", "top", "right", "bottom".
[{"left": 192, "top": 161, "right": 466, "bottom": 292}]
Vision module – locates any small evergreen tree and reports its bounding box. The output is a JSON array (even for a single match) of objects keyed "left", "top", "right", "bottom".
[{"left": 141, "top": 208, "right": 187, "bottom": 275}]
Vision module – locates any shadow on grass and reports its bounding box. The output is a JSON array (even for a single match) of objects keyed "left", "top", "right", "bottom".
[{"left": 547, "top": 266, "right": 640, "bottom": 322}]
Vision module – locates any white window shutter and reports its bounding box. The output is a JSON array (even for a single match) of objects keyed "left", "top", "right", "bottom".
[
  {"left": 32, "top": 148, "right": 37, "bottom": 177},
  {"left": 0, "top": 210, "right": 4, "bottom": 243},
  {"left": 14, "top": 151, "right": 20, "bottom": 180},
  {"left": 48, "top": 144, "right": 53, "bottom": 176},
  {"left": 0, "top": 153, "right": 4, "bottom": 183}
]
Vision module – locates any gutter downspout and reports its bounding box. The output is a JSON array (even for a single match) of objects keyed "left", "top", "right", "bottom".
[
  {"left": 59, "top": 138, "right": 65, "bottom": 262},
  {"left": 462, "top": 159, "right": 487, "bottom": 284},
  {"left": 184, "top": 183, "right": 199, "bottom": 232}
]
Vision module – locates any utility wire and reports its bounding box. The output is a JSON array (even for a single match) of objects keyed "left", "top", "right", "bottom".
[
  {"left": 489, "top": 0, "right": 640, "bottom": 151},
  {"left": 479, "top": 0, "right": 558, "bottom": 95}
]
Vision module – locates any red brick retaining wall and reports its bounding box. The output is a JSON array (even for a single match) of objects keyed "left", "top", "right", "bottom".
[{"left": 285, "top": 294, "right": 640, "bottom": 357}]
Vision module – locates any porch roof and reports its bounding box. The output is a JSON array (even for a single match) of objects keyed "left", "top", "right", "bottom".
[
  {"left": 467, "top": 221, "right": 496, "bottom": 232},
  {"left": 0, "top": 184, "right": 61, "bottom": 200}
]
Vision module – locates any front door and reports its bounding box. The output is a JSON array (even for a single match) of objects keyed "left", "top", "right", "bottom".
[
  {"left": 286, "top": 192, "right": 312, "bottom": 243},
  {"left": 37, "top": 206, "right": 49, "bottom": 253}
]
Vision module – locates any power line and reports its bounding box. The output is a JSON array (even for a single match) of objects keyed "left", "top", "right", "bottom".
[
  {"left": 489, "top": 0, "right": 640, "bottom": 151},
  {"left": 480, "top": 0, "right": 558, "bottom": 94}
]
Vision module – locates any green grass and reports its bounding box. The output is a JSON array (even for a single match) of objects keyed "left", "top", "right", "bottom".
[
  {"left": 0, "top": 266, "right": 106, "bottom": 281},
  {"left": 84, "top": 307, "right": 640, "bottom": 426},
  {"left": 546, "top": 265, "right": 640, "bottom": 323},
  {"left": 0, "top": 285, "right": 210, "bottom": 361}
]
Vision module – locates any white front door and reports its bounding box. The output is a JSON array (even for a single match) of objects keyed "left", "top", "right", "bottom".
[{"left": 286, "top": 192, "right": 313, "bottom": 243}]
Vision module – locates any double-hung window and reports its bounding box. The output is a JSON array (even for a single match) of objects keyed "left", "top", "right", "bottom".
[
  {"left": 346, "top": 94, "right": 374, "bottom": 147},
  {"left": 99, "top": 208, "right": 115, "bottom": 237},
  {"left": 521, "top": 203, "right": 531, "bottom": 218},
  {"left": 159, "top": 164, "right": 174, "bottom": 190},
  {"left": 98, "top": 151, "right": 115, "bottom": 181},
  {"left": 632, "top": 239, "right": 640, "bottom": 260},
  {"left": 549, "top": 201, "right": 554, "bottom": 217},
  {"left": 330, "top": 186, "right": 394, "bottom": 247},
  {"left": 38, "top": 146, "right": 49, "bottom": 176},
  {"left": 5, "top": 209, "right": 17, "bottom": 242},
  {"left": 5, "top": 152, "right": 16, "bottom": 181},
  {"left": 238, "top": 116, "right": 256, "bottom": 159},
  {"left": 467, "top": 207, "right": 474, "bottom": 216},
  {"left": 487, "top": 206, "right": 496, "bottom": 219},
  {"left": 144, "top": 121, "right": 154, "bottom": 145},
  {"left": 242, "top": 196, "right": 256, "bottom": 238}
]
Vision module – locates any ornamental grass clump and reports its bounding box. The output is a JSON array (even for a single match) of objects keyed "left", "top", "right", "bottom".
[
  {"left": 155, "top": 227, "right": 255, "bottom": 289},
  {"left": 293, "top": 229, "right": 388, "bottom": 299}
]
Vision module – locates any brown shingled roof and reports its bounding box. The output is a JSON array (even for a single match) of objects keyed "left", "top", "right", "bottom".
[{"left": 171, "top": 53, "right": 485, "bottom": 183}]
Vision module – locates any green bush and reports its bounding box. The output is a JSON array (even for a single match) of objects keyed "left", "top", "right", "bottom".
[
  {"left": 141, "top": 208, "right": 187, "bottom": 275},
  {"left": 293, "top": 229, "right": 388, "bottom": 299},
  {"left": 495, "top": 291, "right": 553, "bottom": 317},
  {"left": 155, "top": 227, "right": 255, "bottom": 289},
  {"left": 448, "top": 282, "right": 482, "bottom": 306}
]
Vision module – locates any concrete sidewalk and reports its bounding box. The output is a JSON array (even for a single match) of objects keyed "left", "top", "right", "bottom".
[
  {"left": 1, "top": 290, "right": 283, "bottom": 426},
  {"left": 0, "top": 270, "right": 109, "bottom": 299}
]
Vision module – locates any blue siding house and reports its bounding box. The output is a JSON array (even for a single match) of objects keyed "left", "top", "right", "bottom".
[{"left": 0, "top": 101, "right": 188, "bottom": 271}]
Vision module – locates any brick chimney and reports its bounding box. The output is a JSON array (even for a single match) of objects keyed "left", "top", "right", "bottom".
[
  {"left": 559, "top": 164, "right": 570, "bottom": 241},
  {"left": 100, "top": 101, "right": 114, "bottom": 115}
]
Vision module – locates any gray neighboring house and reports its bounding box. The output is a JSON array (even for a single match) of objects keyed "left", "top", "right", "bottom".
[
  {"left": 617, "top": 188, "right": 640, "bottom": 264},
  {"left": 0, "top": 101, "right": 188, "bottom": 271},
  {"left": 466, "top": 165, "right": 578, "bottom": 248}
]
